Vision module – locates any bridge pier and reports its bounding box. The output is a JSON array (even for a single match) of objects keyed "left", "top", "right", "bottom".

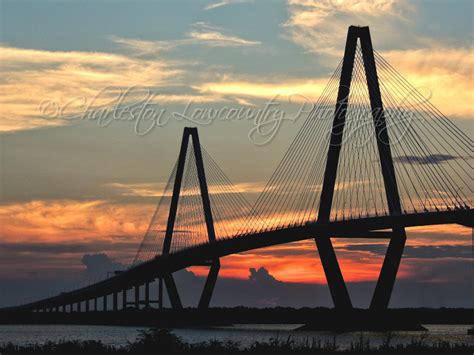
[
  {"left": 103, "top": 295, "right": 108, "bottom": 311},
  {"left": 314, "top": 25, "right": 360, "bottom": 310},
  {"left": 77, "top": 301, "right": 81, "bottom": 312},
  {"left": 315, "top": 236, "right": 353, "bottom": 309},
  {"left": 164, "top": 274, "right": 182, "bottom": 310},
  {"left": 370, "top": 227, "right": 406, "bottom": 309},
  {"left": 85, "top": 299, "right": 90, "bottom": 312},
  {"left": 158, "top": 278, "right": 163, "bottom": 309},
  {"left": 134, "top": 285, "right": 140, "bottom": 309},
  {"left": 113, "top": 292, "right": 118, "bottom": 311},
  {"left": 198, "top": 260, "right": 220, "bottom": 309},
  {"left": 145, "top": 281, "right": 150, "bottom": 308},
  {"left": 122, "top": 289, "right": 127, "bottom": 310}
]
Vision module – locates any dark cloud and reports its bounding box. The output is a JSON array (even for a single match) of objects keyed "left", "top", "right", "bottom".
[
  {"left": 343, "top": 244, "right": 473, "bottom": 259},
  {"left": 401, "top": 258, "right": 474, "bottom": 284},
  {"left": 82, "top": 253, "right": 127, "bottom": 279},
  {"left": 0, "top": 253, "right": 129, "bottom": 308},
  {"left": 249, "top": 267, "right": 280, "bottom": 285},
  {"left": 393, "top": 154, "right": 460, "bottom": 165}
]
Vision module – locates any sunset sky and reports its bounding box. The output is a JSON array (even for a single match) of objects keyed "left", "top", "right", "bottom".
[{"left": 0, "top": 0, "right": 472, "bottom": 307}]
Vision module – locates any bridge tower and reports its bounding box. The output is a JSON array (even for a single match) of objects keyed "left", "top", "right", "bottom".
[
  {"left": 317, "top": 26, "right": 406, "bottom": 310},
  {"left": 162, "top": 127, "right": 220, "bottom": 310}
]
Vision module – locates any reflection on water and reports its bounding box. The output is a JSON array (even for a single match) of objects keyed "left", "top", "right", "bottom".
[{"left": 0, "top": 324, "right": 472, "bottom": 350}]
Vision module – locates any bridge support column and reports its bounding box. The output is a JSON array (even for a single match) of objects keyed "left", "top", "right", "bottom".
[
  {"left": 85, "top": 299, "right": 90, "bottom": 312},
  {"left": 145, "top": 282, "right": 150, "bottom": 308},
  {"left": 314, "top": 25, "right": 360, "bottom": 310},
  {"left": 113, "top": 292, "right": 118, "bottom": 311},
  {"left": 198, "top": 260, "right": 220, "bottom": 309},
  {"left": 158, "top": 278, "right": 163, "bottom": 309},
  {"left": 359, "top": 26, "right": 406, "bottom": 310},
  {"left": 77, "top": 301, "right": 81, "bottom": 312},
  {"left": 103, "top": 295, "right": 108, "bottom": 311},
  {"left": 315, "top": 237, "right": 352, "bottom": 309},
  {"left": 94, "top": 298, "right": 97, "bottom": 311},
  {"left": 122, "top": 289, "right": 127, "bottom": 310},
  {"left": 370, "top": 227, "right": 406, "bottom": 310},
  {"left": 134, "top": 285, "right": 140, "bottom": 309},
  {"left": 164, "top": 274, "right": 182, "bottom": 310}
]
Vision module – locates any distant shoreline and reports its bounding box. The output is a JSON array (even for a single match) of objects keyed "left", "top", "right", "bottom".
[{"left": 1, "top": 307, "right": 472, "bottom": 331}]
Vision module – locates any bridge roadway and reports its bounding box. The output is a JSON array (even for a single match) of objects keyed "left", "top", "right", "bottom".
[{"left": 3, "top": 208, "right": 472, "bottom": 312}]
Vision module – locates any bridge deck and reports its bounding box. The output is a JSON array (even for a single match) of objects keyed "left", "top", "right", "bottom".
[{"left": 2, "top": 208, "right": 472, "bottom": 311}]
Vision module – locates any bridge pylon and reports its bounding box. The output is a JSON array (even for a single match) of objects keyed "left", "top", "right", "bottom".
[
  {"left": 317, "top": 26, "right": 406, "bottom": 310},
  {"left": 162, "top": 127, "right": 220, "bottom": 310}
]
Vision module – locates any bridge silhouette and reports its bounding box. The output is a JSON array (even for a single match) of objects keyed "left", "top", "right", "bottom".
[{"left": 4, "top": 26, "right": 472, "bottom": 314}]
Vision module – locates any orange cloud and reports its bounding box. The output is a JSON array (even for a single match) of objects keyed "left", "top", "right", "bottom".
[{"left": 0, "top": 199, "right": 152, "bottom": 243}]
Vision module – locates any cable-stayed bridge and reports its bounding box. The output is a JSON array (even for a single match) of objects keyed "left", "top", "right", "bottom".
[{"left": 4, "top": 26, "right": 472, "bottom": 313}]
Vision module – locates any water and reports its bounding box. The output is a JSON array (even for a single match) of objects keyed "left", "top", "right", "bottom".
[{"left": 0, "top": 324, "right": 472, "bottom": 350}]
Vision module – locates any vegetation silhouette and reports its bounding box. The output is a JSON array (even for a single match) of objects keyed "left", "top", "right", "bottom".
[{"left": 1, "top": 328, "right": 473, "bottom": 354}]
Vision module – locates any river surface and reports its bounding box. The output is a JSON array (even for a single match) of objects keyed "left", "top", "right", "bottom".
[{"left": 0, "top": 324, "right": 472, "bottom": 350}]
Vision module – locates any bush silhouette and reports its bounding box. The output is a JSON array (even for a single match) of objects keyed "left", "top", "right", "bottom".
[{"left": 127, "top": 328, "right": 184, "bottom": 352}]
